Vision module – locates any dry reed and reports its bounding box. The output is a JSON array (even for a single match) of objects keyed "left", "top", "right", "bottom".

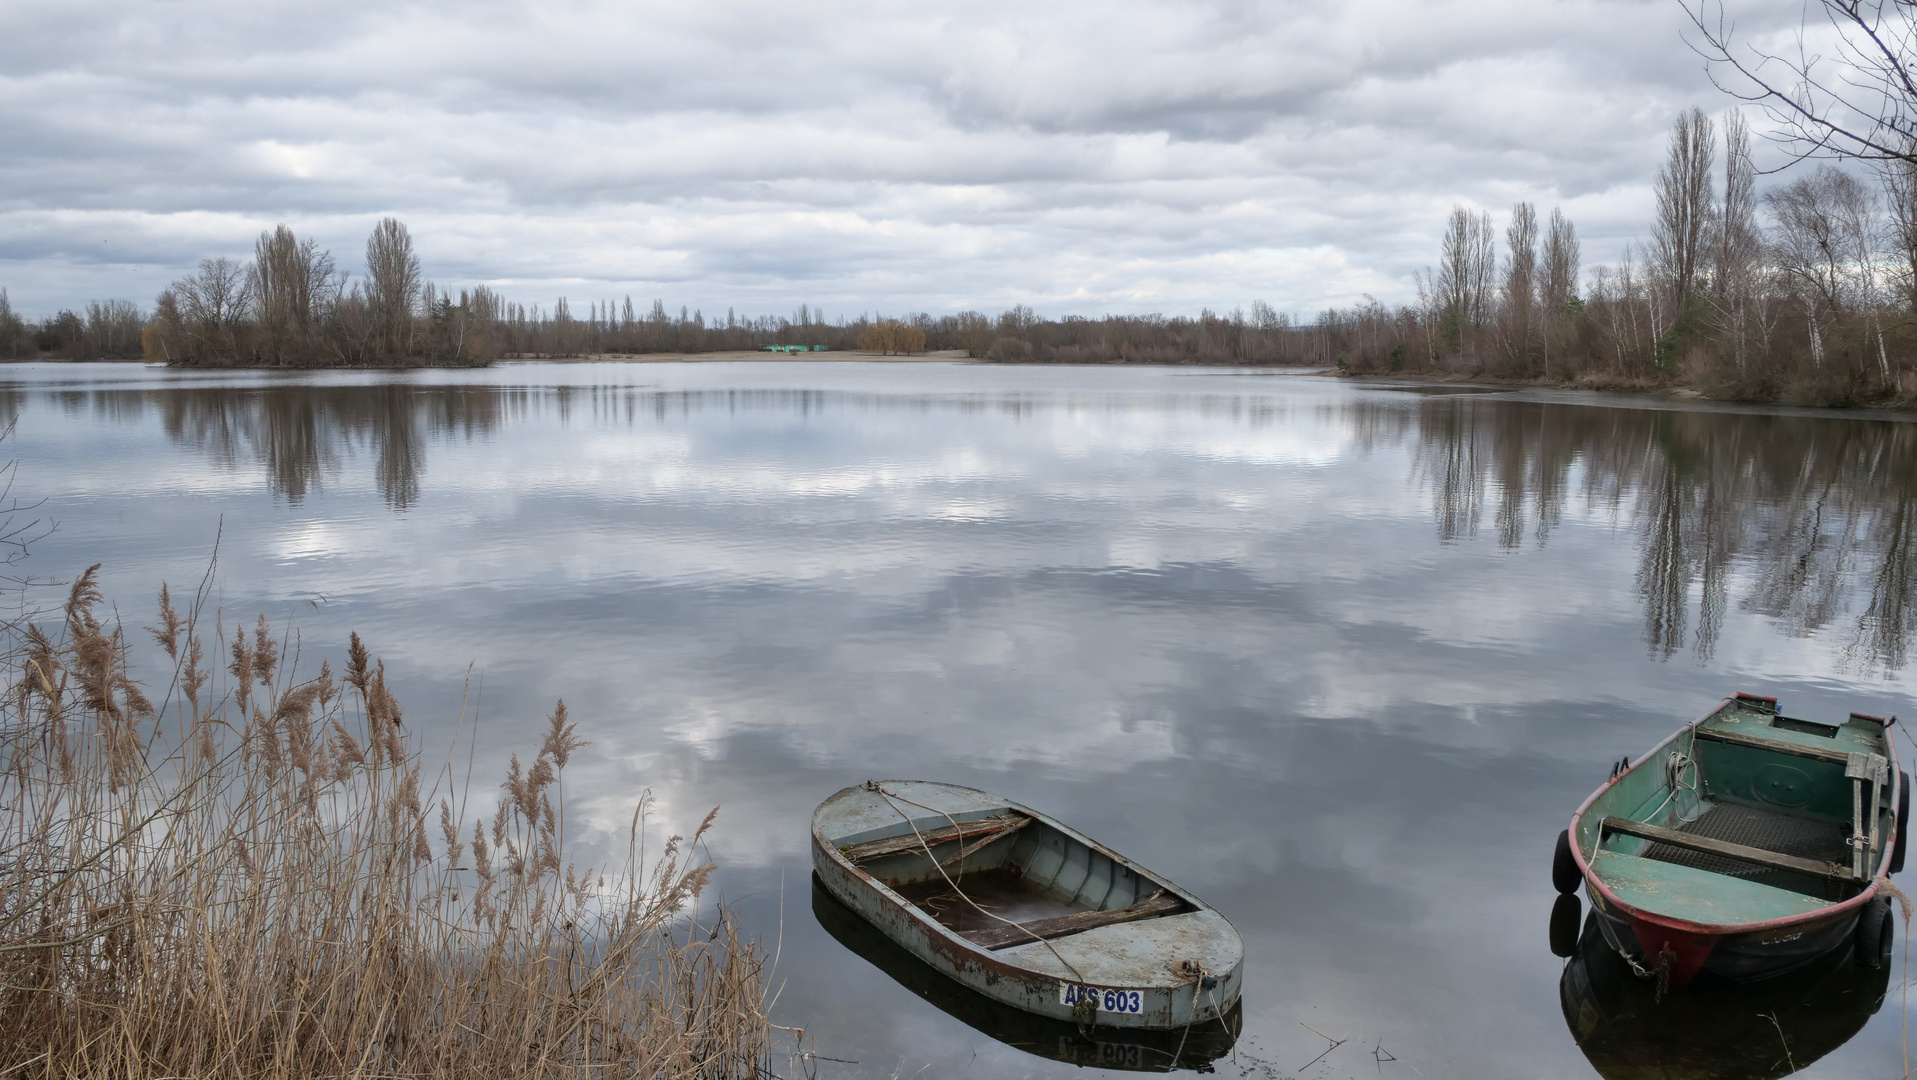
[{"left": 0, "top": 565, "right": 771, "bottom": 1078}]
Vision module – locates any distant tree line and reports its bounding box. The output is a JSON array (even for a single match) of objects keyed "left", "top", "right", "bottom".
[
  {"left": 10, "top": 271, "right": 1315, "bottom": 367},
  {"left": 1317, "top": 108, "right": 1917, "bottom": 405},
  {"left": 488, "top": 301, "right": 1311, "bottom": 363},
  {"left": 0, "top": 291, "right": 147, "bottom": 361}
]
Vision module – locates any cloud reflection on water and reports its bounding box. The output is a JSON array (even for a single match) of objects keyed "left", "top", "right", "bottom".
[{"left": 80, "top": 372, "right": 1917, "bottom": 675}]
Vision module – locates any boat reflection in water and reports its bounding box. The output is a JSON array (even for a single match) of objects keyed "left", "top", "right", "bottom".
[
  {"left": 1560, "top": 912, "right": 1888, "bottom": 1079},
  {"left": 812, "top": 876, "right": 1241, "bottom": 1072}
]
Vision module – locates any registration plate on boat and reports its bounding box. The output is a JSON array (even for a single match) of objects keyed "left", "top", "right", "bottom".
[{"left": 1059, "top": 983, "right": 1145, "bottom": 1015}]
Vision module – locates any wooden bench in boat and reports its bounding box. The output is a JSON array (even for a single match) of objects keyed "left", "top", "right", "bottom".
[
  {"left": 1693, "top": 725, "right": 1857, "bottom": 767},
  {"left": 957, "top": 890, "right": 1184, "bottom": 950},
  {"left": 1600, "top": 816, "right": 1856, "bottom": 884},
  {"left": 841, "top": 813, "right": 1031, "bottom": 864}
]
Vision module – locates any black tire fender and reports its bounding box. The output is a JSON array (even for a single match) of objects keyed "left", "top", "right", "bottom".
[
  {"left": 1550, "top": 894, "right": 1582, "bottom": 959},
  {"left": 1892, "top": 771, "right": 1909, "bottom": 876},
  {"left": 1553, "top": 829, "right": 1582, "bottom": 894},
  {"left": 1856, "top": 894, "right": 1894, "bottom": 970}
]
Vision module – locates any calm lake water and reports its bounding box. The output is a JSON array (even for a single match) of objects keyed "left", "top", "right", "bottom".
[{"left": 7, "top": 360, "right": 1916, "bottom": 1078}]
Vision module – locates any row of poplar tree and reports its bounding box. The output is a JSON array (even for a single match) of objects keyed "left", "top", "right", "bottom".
[{"left": 1323, "top": 108, "right": 1917, "bottom": 405}]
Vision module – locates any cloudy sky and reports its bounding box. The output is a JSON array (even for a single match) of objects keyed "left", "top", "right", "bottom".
[{"left": 2, "top": 0, "right": 1812, "bottom": 320}]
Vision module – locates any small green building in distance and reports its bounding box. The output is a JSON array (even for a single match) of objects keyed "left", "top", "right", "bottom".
[{"left": 759, "top": 344, "right": 828, "bottom": 353}]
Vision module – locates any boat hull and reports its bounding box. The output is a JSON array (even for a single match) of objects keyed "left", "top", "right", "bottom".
[
  {"left": 812, "top": 781, "right": 1243, "bottom": 1031},
  {"left": 1585, "top": 888, "right": 1861, "bottom": 984}
]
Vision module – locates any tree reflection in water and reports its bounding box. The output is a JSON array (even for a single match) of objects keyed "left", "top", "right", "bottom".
[
  {"left": 68, "top": 378, "right": 1917, "bottom": 675},
  {"left": 1397, "top": 397, "right": 1917, "bottom": 674},
  {"left": 145, "top": 385, "right": 520, "bottom": 511}
]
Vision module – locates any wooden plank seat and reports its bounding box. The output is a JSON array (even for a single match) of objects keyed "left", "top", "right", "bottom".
[
  {"left": 958, "top": 891, "right": 1184, "bottom": 951},
  {"left": 841, "top": 813, "right": 1029, "bottom": 864},
  {"left": 937, "top": 817, "right": 1032, "bottom": 867},
  {"left": 1600, "top": 816, "right": 1855, "bottom": 884},
  {"left": 1693, "top": 726, "right": 1855, "bottom": 767}
]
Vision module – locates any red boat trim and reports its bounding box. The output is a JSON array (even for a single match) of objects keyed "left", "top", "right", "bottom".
[{"left": 1567, "top": 696, "right": 1901, "bottom": 943}]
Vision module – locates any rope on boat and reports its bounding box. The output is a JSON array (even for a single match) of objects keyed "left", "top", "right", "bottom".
[
  {"left": 868, "top": 781, "right": 1227, "bottom": 1042},
  {"left": 1586, "top": 728, "right": 1703, "bottom": 870},
  {"left": 1615, "top": 942, "right": 1678, "bottom": 1002},
  {"left": 1640, "top": 727, "right": 1703, "bottom": 828},
  {"left": 1168, "top": 963, "right": 1219, "bottom": 1066},
  {"left": 867, "top": 782, "right": 1094, "bottom": 989}
]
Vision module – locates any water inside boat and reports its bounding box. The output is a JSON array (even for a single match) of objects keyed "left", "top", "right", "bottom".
[
  {"left": 1577, "top": 698, "right": 1897, "bottom": 923},
  {"left": 842, "top": 811, "right": 1190, "bottom": 949}
]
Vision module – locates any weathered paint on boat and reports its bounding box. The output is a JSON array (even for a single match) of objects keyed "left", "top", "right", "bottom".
[
  {"left": 1567, "top": 694, "right": 1904, "bottom": 985},
  {"left": 811, "top": 780, "right": 1244, "bottom": 1031}
]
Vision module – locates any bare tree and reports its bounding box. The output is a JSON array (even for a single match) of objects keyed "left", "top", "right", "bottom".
[
  {"left": 176, "top": 257, "right": 252, "bottom": 339},
  {"left": 1689, "top": 0, "right": 1917, "bottom": 166},
  {"left": 1617, "top": 245, "right": 1650, "bottom": 372},
  {"left": 251, "top": 225, "right": 338, "bottom": 364},
  {"left": 1539, "top": 209, "right": 1581, "bottom": 378},
  {"left": 1767, "top": 165, "right": 1881, "bottom": 367},
  {"left": 549, "top": 297, "right": 580, "bottom": 356},
  {"left": 1652, "top": 108, "right": 1718, "bottom": 346},
  {"left": 1885, "top": 154, "right": 1917, "bottom": 312},
  {"left": 1714, "top": 111, "right": 1767, "bottom": 374},
  {"left": 329, "top": 283, "right": 377, "bottom": 364},
  {"left": 418, "top": 284, "right": 502, "bottom": 365},
  {"left": 82, "top": 300, "right": 145, "bottom": 358},
  {"left": 0, "top": 289, "right": 29, "bottom": 358},
  {"left": 1435, "top": 205, "right": 1498, "bottom": 362},
  {"left": 150, "top": 258, "right": 253, "bottom": 363},
  {"left": 858, "top": 318, "right": 927, "bottom": 355},
  {"left": 365, "top": 218, "right": 421, "bottom": 358},
  {"left": 1501, "top": 203, "right": 1538, "bottom": 371}
]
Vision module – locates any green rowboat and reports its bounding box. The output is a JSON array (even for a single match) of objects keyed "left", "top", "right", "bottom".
[{"left": 1558, "top": 693, "right": 1906, "bottom": 984}]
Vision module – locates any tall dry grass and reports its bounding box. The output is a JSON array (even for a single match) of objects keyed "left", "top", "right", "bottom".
[{"left": 0, "top": 566, "right": 771, "bottom": 1078}]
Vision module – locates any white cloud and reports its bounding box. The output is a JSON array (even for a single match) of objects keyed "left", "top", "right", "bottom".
[{"left": 0, "top": 0, "right": 1812, "bottom": 317}]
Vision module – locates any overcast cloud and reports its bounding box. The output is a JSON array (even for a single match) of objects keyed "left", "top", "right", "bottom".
[{"left": 0, "top": 0, "right": 1813, "bottom": 319}]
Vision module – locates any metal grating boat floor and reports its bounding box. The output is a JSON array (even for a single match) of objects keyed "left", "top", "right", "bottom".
[{"left": 1642, "top": 801, "right": 1852, "bottom": 898}]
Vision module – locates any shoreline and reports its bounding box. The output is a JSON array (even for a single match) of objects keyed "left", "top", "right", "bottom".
[
  {"left": 13, "top": 353, "right": 1916, "bottom": 416},
  {"left": 1330, "top": 369, "right": 1917, "bottom": 420},
  {"left": 502, "top": 348, "right": 973, "bottom": 364}
]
